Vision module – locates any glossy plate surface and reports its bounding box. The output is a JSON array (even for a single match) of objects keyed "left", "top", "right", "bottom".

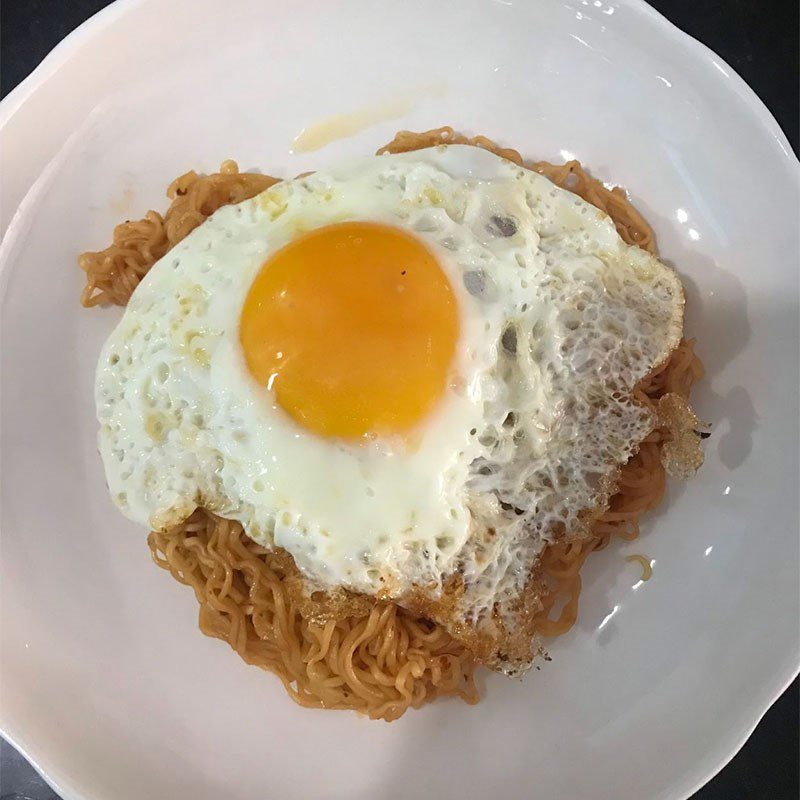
[{"left": 1, "top": 1, "right": 798, "bottom": 799}]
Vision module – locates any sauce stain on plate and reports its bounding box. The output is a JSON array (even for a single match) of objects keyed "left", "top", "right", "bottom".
[
  {"left": 109, "top": 185, "right": 135, "bottom": 215},
  {"left": 291, "top": 86, "right": 447, "bottom": 153}
]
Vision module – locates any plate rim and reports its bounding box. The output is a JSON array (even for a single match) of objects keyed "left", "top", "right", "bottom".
[{"left": 0, "top": 2, "right": 798, "bottom": 800}]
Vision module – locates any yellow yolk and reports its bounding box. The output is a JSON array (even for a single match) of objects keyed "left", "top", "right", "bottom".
[{"left": 240, "top": 221, "right": 459, "bottom": 438}]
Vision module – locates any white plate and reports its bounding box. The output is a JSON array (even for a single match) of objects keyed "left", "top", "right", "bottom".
[{"left": 1, "top": 1, "right": 798, "bottom": 799}]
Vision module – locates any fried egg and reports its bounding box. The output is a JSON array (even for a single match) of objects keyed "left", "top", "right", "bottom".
[{"left": 96, "top": 145, "right": 683, "bottom": 634}]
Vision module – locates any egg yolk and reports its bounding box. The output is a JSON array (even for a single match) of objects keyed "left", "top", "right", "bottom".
[{"left": 240, "top": 221, "right": 459, "bottom": 439}]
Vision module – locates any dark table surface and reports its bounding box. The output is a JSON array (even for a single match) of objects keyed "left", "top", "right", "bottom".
[{"left": 1, "top": 1, "right": 797, "bottom": 799}]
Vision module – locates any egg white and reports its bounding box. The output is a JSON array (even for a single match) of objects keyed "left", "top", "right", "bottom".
[{"left": 97, "top": 146, "right": 683, "bottom": 621}]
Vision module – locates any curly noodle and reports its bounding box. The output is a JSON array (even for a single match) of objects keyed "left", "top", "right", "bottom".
[{"left": 82, "top": 127, "right": 703, "bottom": 720}]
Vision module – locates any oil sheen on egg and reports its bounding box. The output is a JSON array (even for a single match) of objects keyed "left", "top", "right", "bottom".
[{"left": 96, "top": 146, "right": 683, "bottom": 622}]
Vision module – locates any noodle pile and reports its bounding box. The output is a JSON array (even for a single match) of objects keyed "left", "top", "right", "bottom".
[
  {"left": 148, "top": 512, "right": 477, "bottom": 721},
  {"left": 81, "top": 128, "right": 703, "bottom": 719}
]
